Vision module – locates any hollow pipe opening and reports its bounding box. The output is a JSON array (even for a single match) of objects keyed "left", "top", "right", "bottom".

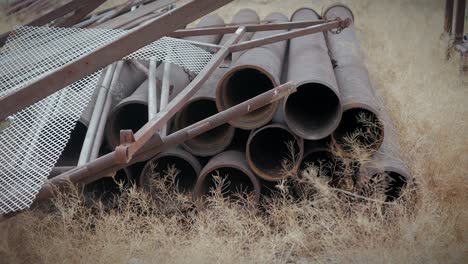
[
  {"left": 140, "top": 155, "right": 199, "bottom": 193},
  {"left": 368, "top": 171, "right": 408, "bottom": 202},
  {"left": 201, "top": 167, "right": 256, "bottom": 199},
  {"left": 332, "top": 108, "right": 383, "bottom": 153},
  {"left": 175, "top": 98, "right": 234, "bottom": 156},
  {"left": 218, "top": 67, "right": 278, "bottom": 129},
  {"left": 107, "top": 103, "right": 148, "bottom": 148},
  {"left": 284, "top": 83, "right": 341, "bottom": 139},
  {"left": 300, "top": 150, "right": 344, "bottom": 187},
  {"left": 247, "top": 125, "right": 303, "bottom": 181},
  {"left": 85, "top": 169, "right": 132, "bottom": 199}
]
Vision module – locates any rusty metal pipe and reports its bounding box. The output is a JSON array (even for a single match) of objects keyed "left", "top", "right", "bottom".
[
  {"left": 445, "top": 0, "right": 454, "bottom": 34},
  {"left": 299, "top": 138, "right": 345, "bottom": 187},
  {"left": 284, "top": 8, "right": 342, "bottom": 140},
  {"left": 139, "top": 147, "right": 202, "bottom": 193},
  {"left": 323, "top": 4, "right": 384, "bottom": 154},
  {"left": 173, "top": 9, "right": 259, "bottom": 156},
  {"left": 216, "top": 12, "right": 289, "bottom": 129},
  {"left": 35, "top": 82, "right": 296, "bottom": 201},
  {"left": 246, "top": 123, "right": 303, "bottom": 181},
  {"left": 193, "top": 150, "right": 261, "bottom": 202},
  {"left": 357, "top": 111, "right": 412, "bottom": 202},
  {"left": 454, "top": 0, "right": 466, "bottom": 44}
]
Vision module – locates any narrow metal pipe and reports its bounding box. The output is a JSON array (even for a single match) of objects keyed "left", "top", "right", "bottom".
[
  {"left": 78, "top": 63, "right": 116, "bottom": 165},
  {"left": 216, "top": 12, "right": 289, "bottom": 129},
  {"left": 159, "top": 61, "right": 172, "bottom": 136},
  {"left": 89, "top": 61, "right": 125, "bottom": 161},
  {"left": 148, "top": 59, "right": 158, "bottom": 120},
  {"left": 323, "top": 4, "right": 384, "bottom": 155},
  {"left": 35, "top": 82, "right": 296, "bottom": 202},
  {"left": 246, "top": 124, "right": 303, "bottom": 181},
  {"left": 139, "top": 147, "right": 202, "bottom": 193},
  {"left": 284, "top": 8, "right": 342, "bottom": 140},
  {"left": 193, "top": 150, "right": 261, "bottom": 203}
]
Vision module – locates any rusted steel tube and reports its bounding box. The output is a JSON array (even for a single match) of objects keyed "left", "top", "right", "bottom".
[
  {"left": 173, "top": 69, "right": 236, "bottom": 156},
  {"left": 105, "top": 80, "right": 151, "bottom": 148},
  {"left": 35, "top": 82, "right": 296, "bottom": 202},
  {"left": 216, "top": 12, "right": 289, "bottom": 129},
  {"left": 284, "top": 8, "right": 342, "bottom": 140},
  {"left": 172, "top": 9, "right": 259, "bottom": 157},
  {"left": 357, "top": 112, "right": 412, "bottom": 202},
  {"left": 139, "top": 147, "right": 202, "bottom": 192},
  {"left": 246, "top": 123, "right": 303, "bottom": 181},
  {"left": 323, "top": 4, "right": 384, "bottom": 154},
  {"left": 193, "top": 150, "right": 261, "bottom": 202},
  {"left": 299, "top": 138, "right": 345, "bottom": 187}
]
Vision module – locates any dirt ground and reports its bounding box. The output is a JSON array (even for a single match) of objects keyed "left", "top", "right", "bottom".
[{"left": 0, "top": 0, "right": 468, "bottom": 263}]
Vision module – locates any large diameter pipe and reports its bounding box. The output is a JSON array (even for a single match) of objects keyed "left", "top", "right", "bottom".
[
  {"left": 323, "top": 4, "right": 384, "bottom": 154},
  {"left": 299, "top": 138, "right": 345, "bottom": 187},
  {"left": 246, "top": 124, "right": 303, "bottom": 181},
  {"left": 284, "top": 8, "right": 342, "bottom": 140},
  {"left": 193, "top": 150, "right": 261, "bottom": 202},
  {"left": 173, "top": 69, "right": 236, "bottom": 156},
  {"left": 172, "top": 9, "right": 259, "bottom": 157},
  {"left": 216, "top": 12, "right": 289, "bottom": 129},
  {"left": 139, "top": 147, "right": 201, "bottom": 193}
]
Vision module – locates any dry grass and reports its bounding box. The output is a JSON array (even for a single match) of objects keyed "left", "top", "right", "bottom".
[{"left": 1, "top": 0, "right": 468, "bottom": 263}]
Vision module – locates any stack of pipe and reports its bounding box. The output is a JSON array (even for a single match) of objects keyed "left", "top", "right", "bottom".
[{"left": 56, "top": 4, "right": 411, "bottom": 203}]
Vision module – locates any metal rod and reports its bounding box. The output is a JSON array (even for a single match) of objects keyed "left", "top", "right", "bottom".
[
  {"left": 168, "top": 20, "right": 326, "bottom": 38},
  {"left": 35, "top": 82, "right": 296, "bottom": 202},
  {"left": 229, "top": 19, "right": 347, "bottom": 53},
  {"left": 94, "top": 0, "right": 178, "bottom": 29},
  {"left": 148, "top": 59, "right": 158, "bottom": 120},
  {"left": 78, "top": 63, "right": 116, "bottom": 165},
  {"left": 0, "top": 0, "right": 235, "bottom": 121},
  {"left": 89, "top": 61, "right": 125, "bottom": 161},
  {"left": 130, "top": 60, "right": 150, "bottom": 75},
  {"left": 117, "top": 27, "right": 247, "bottom": 163},
  {"left": 159, "top": 61, "right": 172, "bottom": 136},
  {"left": 193, "top": 150, "right": 261, "bottom": 203}
]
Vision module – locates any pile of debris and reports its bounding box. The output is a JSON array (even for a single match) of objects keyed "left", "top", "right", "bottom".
[{"left": 0, "top": 0, "right": 411, "bottom": 215}]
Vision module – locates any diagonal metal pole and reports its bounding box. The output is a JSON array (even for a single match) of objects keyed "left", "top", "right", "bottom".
[{"left": 0, "top": 0, "right": 234, "bottom": 121}]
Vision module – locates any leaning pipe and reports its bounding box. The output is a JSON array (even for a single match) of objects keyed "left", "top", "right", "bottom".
[
  {"left": 139, "top": 147, "right": 202, "bottom": 193},
  {"left": 216, "top": 12, "right": 289, "bottom": 129},
  {"left": 246, "top": 123, "right": 303, "bottom": 181},
  {"left": 173, "top": 9, "right": 259, "bottom": 156},
  {"left": 193, "top": 150, "right": 261, "bottom": 203},
  {"left": 323, "top": 4, "right": 384, "bottom": 154},
  {"left": 284, "top": 8, "right": 342, "bottom": 140}
]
